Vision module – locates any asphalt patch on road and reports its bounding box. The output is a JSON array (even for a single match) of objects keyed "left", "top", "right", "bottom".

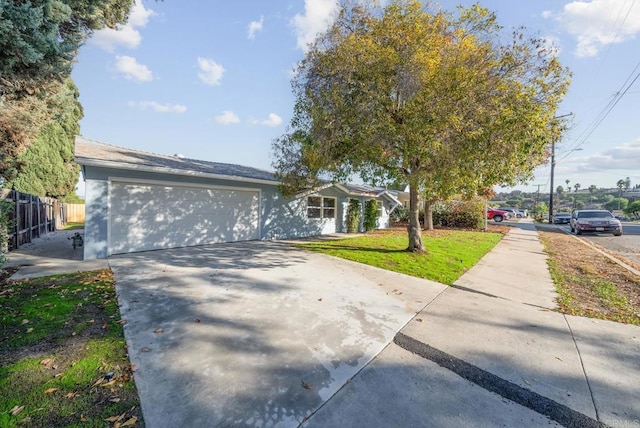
[{"left": 394, "top": 332, "right": 607, "bottom": 428}]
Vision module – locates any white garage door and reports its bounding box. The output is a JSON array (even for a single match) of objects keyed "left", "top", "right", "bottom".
[{"left": 109, "top": 181, "right": 260, "bottom": 255}]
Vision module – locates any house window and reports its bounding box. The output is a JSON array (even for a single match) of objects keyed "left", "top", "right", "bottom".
[
  {"left": 377, "top": 204, "right": 384, "bottom": 218},
  {"left": 307, "top": 196, "right": 336, "bottom": 219}
]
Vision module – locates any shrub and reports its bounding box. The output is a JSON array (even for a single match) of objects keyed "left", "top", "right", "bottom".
[
  {"left": 364, "top": 199, "right": 378, "bottom": 231},
  {"left": 0, "top": 199, "right": 15, "bottom": 266},
  {"left": 432, "top": 199, "right": 484, "bottom": 229},
  {"left": 347, "top": 199, "right": 361, "bottom": 233},
  {"left": 390, "top": 205, "right": 409, "bottom": 224}
]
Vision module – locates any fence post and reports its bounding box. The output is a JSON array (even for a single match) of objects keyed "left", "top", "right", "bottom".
[{"left": 14, "top": 190, "right": 20, "bottom": 249}]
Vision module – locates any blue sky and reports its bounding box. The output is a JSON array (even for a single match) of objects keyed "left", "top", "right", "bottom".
[{"left": 72, "top": 0, "right": 640, "bottom": 194}]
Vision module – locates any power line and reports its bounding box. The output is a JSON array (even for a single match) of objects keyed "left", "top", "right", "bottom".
[{"left": 560, "top": 0, "right": 639, "bottom": 158}]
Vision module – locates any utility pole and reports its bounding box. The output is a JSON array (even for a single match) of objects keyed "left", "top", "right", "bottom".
[
  {"left": 549, "top": 137, "right": 556, "bottom": 224},
  {"left": 548, "top": 113, "right": 573, "bottom": 224}
]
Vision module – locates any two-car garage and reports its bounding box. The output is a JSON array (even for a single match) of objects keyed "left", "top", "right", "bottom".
[{"left": 108, "top": 180, "right": 260, "bottom": 255}]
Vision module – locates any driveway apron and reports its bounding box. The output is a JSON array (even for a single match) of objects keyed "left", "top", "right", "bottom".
[{"left": 109, "top": 241, "right": 447, "bottom": 427}]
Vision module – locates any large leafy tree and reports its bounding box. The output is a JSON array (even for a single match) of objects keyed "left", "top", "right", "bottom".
[
  {"left": 272, "top": 0, "right": 571, "bottom": 252},
  {"left": 0, "top": 0, "right": 135, "bottom": 180},
  {"left": 7, "top": 78, "right": 82, "bottom": 198}
]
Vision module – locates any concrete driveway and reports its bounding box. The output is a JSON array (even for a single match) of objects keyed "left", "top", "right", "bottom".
[{"left": 109, "top": 241, "right": 447, "bottom": 427}]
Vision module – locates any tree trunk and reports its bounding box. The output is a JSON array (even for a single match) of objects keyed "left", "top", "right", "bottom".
[
  {"left": 407, "top": 183, "right": 425, "bottom": 252},
  {"left": 423, "top": 199, "right": 434, "bottom": 231}
]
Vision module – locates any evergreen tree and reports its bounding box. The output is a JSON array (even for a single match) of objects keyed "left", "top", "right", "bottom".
[{"left": 7, "top": 78, "right": 82, "bottom": 198}]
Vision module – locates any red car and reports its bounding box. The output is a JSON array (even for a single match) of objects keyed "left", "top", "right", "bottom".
[{"left": 487, "top": 208, "right": 510, "bottom": 222}]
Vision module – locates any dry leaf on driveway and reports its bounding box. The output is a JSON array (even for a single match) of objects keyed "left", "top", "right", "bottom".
[{"left": 153, "top": 328, "right": 164, "bottom": 333}]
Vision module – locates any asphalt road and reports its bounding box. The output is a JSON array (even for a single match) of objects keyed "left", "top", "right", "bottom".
[{"left": 556, "top": 222, "right": 640, "bottom": 268}]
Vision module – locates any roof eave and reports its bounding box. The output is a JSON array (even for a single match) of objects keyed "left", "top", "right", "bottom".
[{"left": 76, "top": 157, "right": 280, "bottom": 186}]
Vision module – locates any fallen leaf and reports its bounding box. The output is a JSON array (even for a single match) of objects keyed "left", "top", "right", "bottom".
[
  {"left": 318, "top": 298, "right": 323, "bottom": 301},
  {"left": 40, "top": 358, "right": 53, "bottom": 366},
  {"left": 65, "top": 392, "right": 78, "bottom": 399},
  {"left": 93, "top": 378, "right": 104, "bottom": 386},
  {"left": 195, "top": 318, "right": 201, "bottom": 323},
  {"left": 121, "top": 416, "right": 138, "bottom": 426},
  {"left": 117, "top": 319, "right": 127, "bottom": 325},
  {"left": 102, "top": 323, "right": 108, "bottom": 329},
  {"left": 140, "top": 347, "right": 150, "bottom": 352},
  {"left": 44, "top": 388, "right": 58, "bottom": 394},
  {"left": 102, "top": 380, "right": 116, "bottom": 387},
  {"left": 154, "top": 328, "right": 164, "bottom": 334},
  {"left": 26, "top": 327, "right": 34, "bottom": 333},
  {"left": 555, "top": 356, "right": 563, "bottom": 362},
  {"left": 10, "top": 405, "right": 25, "bottom": 416},
  {"left": 301, "top": 380, "right": 312, "bottom": 390},
  {"left": 21, "top": 319, "right": 29, "bottom": 324},
  {"left": 415, "top": 318, "right": 423, "bottom": 322},
  {"left": 109, "top": 398, "right": 121, "bottom": 403},
  {"left": 105, "top": 413, "right": 126, "bottom": 422}
]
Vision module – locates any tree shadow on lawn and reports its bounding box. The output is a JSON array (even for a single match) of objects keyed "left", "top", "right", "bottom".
[{"left": 299, "top": 243, "right": 410, "bottom": 254}]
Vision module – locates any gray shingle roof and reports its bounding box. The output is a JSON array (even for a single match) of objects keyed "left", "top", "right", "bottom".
[{"left": 75, "top": 136, "right": 278, "bottom": 183}]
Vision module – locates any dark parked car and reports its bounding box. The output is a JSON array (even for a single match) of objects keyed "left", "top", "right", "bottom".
[
  {"left": 553, "top": 212, "right": 572, "bottom": 224},
  {"left": 570, "top": 210, "right": 623, "bottom": 236}
]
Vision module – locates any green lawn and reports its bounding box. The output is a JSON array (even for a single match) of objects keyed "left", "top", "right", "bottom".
[
  {"left": 0, "top": 270, "right": 142, "bottom": 427},
  {"left": 297, "top": 229, "right": 503, "bottom": 285},
  {"left": 63, "top": 222, "right": 85, "bottom": 230}
]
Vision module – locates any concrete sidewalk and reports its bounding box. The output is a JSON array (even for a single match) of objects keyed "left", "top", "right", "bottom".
[
  {"left": 305, "top": 220, "right": 640, "bottom": 427},
  {"left": 4, "top": 229, "right": 108, "bottom": 279}
]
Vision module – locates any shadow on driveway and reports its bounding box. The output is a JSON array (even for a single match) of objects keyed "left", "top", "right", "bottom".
[{"left": 109, "top": 240, "right": 446, "bottom": 427}]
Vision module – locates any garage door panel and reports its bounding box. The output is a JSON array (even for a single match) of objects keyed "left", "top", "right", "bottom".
[{"left": 109, "top": 183, "right": 259, "bottom": 254}]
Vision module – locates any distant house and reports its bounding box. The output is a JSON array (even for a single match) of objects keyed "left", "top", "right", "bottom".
[{"left": 75, "top": 137, "right": 403, "bottom": 259}]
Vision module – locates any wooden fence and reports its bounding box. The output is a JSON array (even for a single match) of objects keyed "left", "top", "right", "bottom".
[
  {"left": 1, "top": 189, "right": 57, "bottom": 251},
  {"left": 61, "top": 203, "right": 85, "bottom": 223}
]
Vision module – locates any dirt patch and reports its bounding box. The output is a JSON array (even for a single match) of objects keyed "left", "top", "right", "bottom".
[{"left": 537, "top": 227, "right": 640, "bottom": 324}]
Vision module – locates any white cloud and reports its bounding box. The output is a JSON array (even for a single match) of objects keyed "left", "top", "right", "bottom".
[
  {"left": 197, "top": 57, "right": 225, "bottom": 86},
  {"left": 260, "top": 113, "right": 283, "bottom": 127},
  {"left": 128, "top": 101, "right": 187, "bottom": 113},
  {"left": 553, "top": 0, "right": 640, "bottom": 57},
  {"left": 90, "top": 0, "right": 155, "bottom": 52},
  {"left": 248, "top": 16, "right": 264, "bottom": 40},
  {"left": 540, "top": 35, "right": 562, "bottom": 57},
  {"left": 114, "top": 56, "right": 153, "bottom": 82},
  {"left": 292, "top": 0, "right": 339, "bottom": 52},
  {"left": 215, "top": 111, "right": 240, "bottom": 125},
  {"left": 575, "top": 140, "right": 640, "bottom": 171}
]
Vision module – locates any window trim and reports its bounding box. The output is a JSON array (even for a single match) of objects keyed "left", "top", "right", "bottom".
[{"left": 307, "top": 196, "right": 336, "bottom": 219}]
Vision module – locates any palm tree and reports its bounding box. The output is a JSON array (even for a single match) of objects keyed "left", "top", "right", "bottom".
[
  {"left": 617, "top": 179, "right": 626, "bottom": 210},
  {"left": 573, "top": 183, "right": 581, "bottom": 193},
  {"left": 588, "top": 185, "right": 597, "bottom": 207},
  {"left": 565, "top": 179, "right": 571, "bottom": 193}
]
